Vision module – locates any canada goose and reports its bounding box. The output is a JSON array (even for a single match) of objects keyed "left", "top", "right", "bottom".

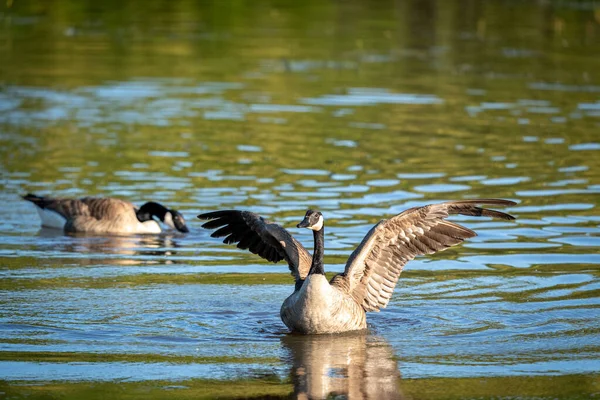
[
  {"left": 198, "top": 199, "right": 515, "bottom": 334},
  {"left": 23, "top": 193, "right": 189, "bottom": 234}
]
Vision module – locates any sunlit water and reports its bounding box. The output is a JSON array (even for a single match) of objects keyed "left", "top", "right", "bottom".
[{"left": 1, "top": 0, "right": 599, "bottom": 398}]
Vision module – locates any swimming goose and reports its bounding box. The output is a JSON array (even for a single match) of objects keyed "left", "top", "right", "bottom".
[
  {"left": 198, "top": 199, "right": 515, "bottom": 334},
  {"left": 23, "top": 193, "right": 189, "bottom": 234}
]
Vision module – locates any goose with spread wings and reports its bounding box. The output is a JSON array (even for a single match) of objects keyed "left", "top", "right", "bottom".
[{"left": 198, "top": 199, "right": 515, "bottom": 334}]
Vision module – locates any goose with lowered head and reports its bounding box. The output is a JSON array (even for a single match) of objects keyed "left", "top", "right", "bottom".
[
  {"left": 23, "top": 193, "right": 189, "bottom": 235},
  {"left": 198, "top": 199, "right": 515, "bottom": 334}
]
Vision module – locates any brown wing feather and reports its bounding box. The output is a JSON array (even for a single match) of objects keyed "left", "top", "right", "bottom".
[
  {"left": 23, "top": 195, "right": 139, "bottom": 229},
  {"left": 198, "top": 210, "right": 312, "bottom": 282},
  {"left": 22, "top": 194, "right": 91, "bottom": 219},
  {"left": 79, "top": 197, "right": 137, "bottom": 220},
  {"left": 331, "top": 199, "right": 516, "bottom": 312}
]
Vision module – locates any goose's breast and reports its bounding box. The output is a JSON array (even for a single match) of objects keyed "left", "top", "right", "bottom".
[
  {"left": 281, "top": 275, "right": 367, "bottom": 334},
  {"left": 68, "top": 214, "right": 161, "bottom": 234}
]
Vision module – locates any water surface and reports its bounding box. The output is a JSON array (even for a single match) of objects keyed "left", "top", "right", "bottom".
[{"left": 1, "top": 0, "right": 599, "bottom": 398}]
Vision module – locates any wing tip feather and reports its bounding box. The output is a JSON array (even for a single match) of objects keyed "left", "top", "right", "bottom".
[
  {"left": 197, "top": 210, "right": 240, "bottom": 220},
  {"left": 446, "top": 198, "right": 517, "bottom": 207}
]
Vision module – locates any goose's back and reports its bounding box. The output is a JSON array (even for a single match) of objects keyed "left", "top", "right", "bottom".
[
  {"left": 81, "top": 197, "right": 135, "bottom": 220},
  {"left": 67, "top": 198, "right": 158, "bottom": 234}
]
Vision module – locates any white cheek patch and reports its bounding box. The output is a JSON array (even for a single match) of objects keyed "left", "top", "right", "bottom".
[
  {"left": 309, "top": 215, "right": 324, "bottom": 231},
  {"left": 163, "top": 212, "right": 176, "bottom": 229}
]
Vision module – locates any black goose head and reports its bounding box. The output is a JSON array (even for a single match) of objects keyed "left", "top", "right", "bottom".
[
  {"left": 137, "top": 202, "right": 189, "bottom": 233},
  {"left": 297, "top": 209, "right": 324, "bottom": 231},
  {"left": 298, "top": 209, "right": 325, "bottom": 276}
]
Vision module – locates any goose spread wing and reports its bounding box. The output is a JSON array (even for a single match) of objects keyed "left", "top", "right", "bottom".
[
  {"left": 331, "top": 199, "right": 516, "bottom": 312},
  {"left": 198, "top": 210, "right": 313, "bottom": 282}
]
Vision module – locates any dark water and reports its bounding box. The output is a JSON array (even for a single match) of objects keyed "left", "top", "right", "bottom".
[{"left": 1, "top": 0, "right": 599, "bottom": 398}]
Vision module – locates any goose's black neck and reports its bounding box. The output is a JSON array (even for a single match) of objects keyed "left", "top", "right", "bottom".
[
  {"left": 136, "top": 202, "right": 168, "bottom": 222},
  {"left": 308, "top": 227, "right": 325, "bottom": 276}
]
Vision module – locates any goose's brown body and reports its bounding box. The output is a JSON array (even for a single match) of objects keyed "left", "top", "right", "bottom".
[{"left": 23, "top": 194, "right": 188, "bottom": 235}]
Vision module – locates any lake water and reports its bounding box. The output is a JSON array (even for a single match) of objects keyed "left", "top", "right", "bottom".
[{"left": 1, "top": 0, "right": 599, "bottom": 398}]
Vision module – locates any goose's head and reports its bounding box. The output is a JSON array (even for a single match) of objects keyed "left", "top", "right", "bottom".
[
  {"left": 138, "top": 202, "right": 189, "bottom": 233},
  {"left": 297, "top": 209, "right": 324, "bottom": 231},
  {"left": 163, "top": 209, "right": 189, "bottom": 233}
]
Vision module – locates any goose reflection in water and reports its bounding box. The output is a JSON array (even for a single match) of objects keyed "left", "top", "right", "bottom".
[
  {"left": 36, "top": 228, "right": 180, "bottom": 265},
  {"left": 281, "top": 333, "right": 404, "bottom": 400}
]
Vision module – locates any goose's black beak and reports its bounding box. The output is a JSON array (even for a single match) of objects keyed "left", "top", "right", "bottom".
[
  {"left": 170, "top": 211, "right": 190, "bottom": 233},
  {"left": 297, "top": 217, "right": 310, "bottom": 229},
  {"left": 176, "top": 223, "right": 190, "bottom": 233}
]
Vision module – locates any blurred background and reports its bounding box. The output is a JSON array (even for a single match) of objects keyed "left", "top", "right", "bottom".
[{"left": 1, "top": 0, "right": 599, "bottom": 399}]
